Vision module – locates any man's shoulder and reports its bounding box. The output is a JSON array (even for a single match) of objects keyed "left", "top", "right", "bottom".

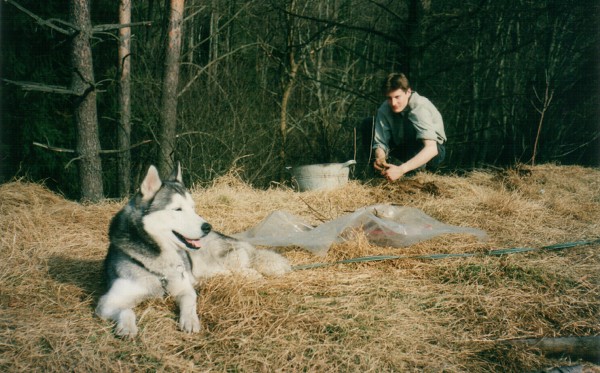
[
  {"left": 408, "top": 92, "right": 441, "bottom": 117},
  {"left": 408, "top": 91, "right": 433, "bottom": 109}
]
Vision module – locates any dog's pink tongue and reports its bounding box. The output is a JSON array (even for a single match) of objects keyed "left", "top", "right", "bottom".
[{"left": 187, "top": 238, "right": 202, "bottom": 248}]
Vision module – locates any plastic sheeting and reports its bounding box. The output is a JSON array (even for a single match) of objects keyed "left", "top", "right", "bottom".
[{"left": 233, "top": 204, "right": 488, "bottom": 256}]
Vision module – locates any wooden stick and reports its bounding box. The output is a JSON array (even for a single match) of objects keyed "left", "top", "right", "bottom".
[
  {"left": 3, "top": 79, "right": 76, "bottom": 95},
  {"left": 502, "top": 336, "right": 600, "bottom": 363},
  {"left": 33, "top": 139, "right": 153, "bottom": 154}
]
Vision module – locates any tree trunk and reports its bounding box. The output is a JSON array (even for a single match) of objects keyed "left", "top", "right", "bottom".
[
  {"left": 70, "top": 0, "right": 104, "bottom": 202},
  {"left": 158, "top": 0, "right": 185, "bottom": 176},
  {"left": 279, "top": 58, "right": 299, "bottom": 175},
  {"left": 208, "top": 0, "right": 219, "bottom": 85},
  {"left": 118, "top": 0, "right": 132, "bottom": 197},
  {"left": 406, "top": 0, "right": 428, "bottom": 77}
]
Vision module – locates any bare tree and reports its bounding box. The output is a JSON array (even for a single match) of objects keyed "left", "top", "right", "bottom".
[
  {"left": 118, "top": 0, "right": 132, "bottom": 196},
  {"left": 4, "top": 0, "right": 155, "bottom": 200},
  {"left": 70, "top": 0, "right": 104, "bottom": 202},
  {"left": 261, "top": 0, "right": 316, "bottom": 176},
  {"left": 158, "top": 0, "right": 186, "bottom": 176},
  {"left": 530, "top": 71, "right": 554, "bottom": 166},
  {"left": 208, "top": 0, "right": 220, "bottom": 84}
]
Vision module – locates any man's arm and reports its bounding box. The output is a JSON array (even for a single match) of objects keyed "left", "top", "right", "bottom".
[
  {"left": 383, "top": 139, "right": 438, "bottom": 181},
  {"left": 372, "top": 104, "right": 392, "bottom": 172},
  {"left": 373, "top": 147, "right": 389, "bottom": 172}
]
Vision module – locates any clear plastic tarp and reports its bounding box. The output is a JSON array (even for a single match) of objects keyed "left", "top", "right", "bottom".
[{"left": 233, "top": 204, "right": 488, "bottom": 256}]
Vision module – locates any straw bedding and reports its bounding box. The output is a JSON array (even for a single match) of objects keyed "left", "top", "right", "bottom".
[{"left": 0, "top": 164, "right": 598, "bottom": 372}]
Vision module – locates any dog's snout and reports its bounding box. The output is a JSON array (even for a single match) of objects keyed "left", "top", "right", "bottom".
[{"left": 201, "top": 222, "right": 212, "bottom": 234}]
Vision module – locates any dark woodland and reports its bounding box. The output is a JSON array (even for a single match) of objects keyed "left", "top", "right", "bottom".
[{"left": 1, "top": 0, "right": 598, "bottom": 200}]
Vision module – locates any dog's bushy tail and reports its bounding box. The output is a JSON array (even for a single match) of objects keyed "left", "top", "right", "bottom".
[{"left": 251, "top": 250, "right": 292, "bottom": 276}]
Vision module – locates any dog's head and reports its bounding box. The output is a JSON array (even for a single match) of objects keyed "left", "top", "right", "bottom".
[{"left": 137, "top": 163, "right": 211, "bottom": 251}]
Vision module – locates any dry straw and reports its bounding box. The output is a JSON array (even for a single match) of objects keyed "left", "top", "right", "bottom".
[{"left": 1, "top": 165, "right": 599, "bottom": 372}]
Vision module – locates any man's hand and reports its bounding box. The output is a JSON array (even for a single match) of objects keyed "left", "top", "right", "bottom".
[
  {"left": 373, "top": 157, "right": 389, "bottom": 172},
  {"left": 373, "top": 148, "right": 389, "bottom": 173},
  {"left": 382, "top": 140, "right": 439, "bottom": 181},
  {"left": 383, "top": 164, "right": 407, "bottom": 181}
]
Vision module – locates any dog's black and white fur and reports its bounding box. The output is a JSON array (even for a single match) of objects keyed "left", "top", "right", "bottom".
[{"left": 96, "top": 164, "right": 291, "bottom": 338}]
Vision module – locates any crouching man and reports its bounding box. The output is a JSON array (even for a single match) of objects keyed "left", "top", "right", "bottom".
[{"left": 372, "top": 73, "right": 447, "bottom": 181}]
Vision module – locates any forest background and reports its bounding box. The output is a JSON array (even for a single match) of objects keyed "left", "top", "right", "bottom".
[{"left": 1, "top": 0, "right": 598, "bottom": 200}]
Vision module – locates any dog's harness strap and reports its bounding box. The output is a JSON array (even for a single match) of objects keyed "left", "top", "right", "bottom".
[{"left": 123, "top": 252, "right": 171, "bottom": 294}]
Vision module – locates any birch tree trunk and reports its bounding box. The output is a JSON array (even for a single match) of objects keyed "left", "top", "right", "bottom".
[
  {"left": 70, "top": 0, "right": 104, "bottom": 202},
  {"left": 118, "top": 0, "right": 132, "bottom": 196},
  {"left": 158, "top": 0, "right": 185, "bottom": 176}
]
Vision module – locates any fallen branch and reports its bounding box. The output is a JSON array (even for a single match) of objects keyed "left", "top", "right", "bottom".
[
  {"left": 33, "top": 139, "right": 153, "bottom": 155},
  {"left": 5, "top": 0, "right": 152, "bottom": 35},
  {"left": 92, "top": 21, "right": 153, "bottom": 33},
  {"left": 33, "top": 139, "right": 153, "bottom": 170},
  {"left": 298, "top": 196, "right": 329, "bottom": 223},
  {"left": 3, "top": 79, "right": 76, "bottom": 95},
  {"left": 501, "top": 336, "right": 600, "bottom": 363},
  {"left": 33, "top": 132, "right": 201, "bottom": 156},
  {"left": 98, "top": 140, "right": 153, "bottom": 154},
  {"left": 4, "top": 0, "right": 76, "bottom": 35},
  {"left": 33, "top": 142, "right": 75, "bottom": 153}
]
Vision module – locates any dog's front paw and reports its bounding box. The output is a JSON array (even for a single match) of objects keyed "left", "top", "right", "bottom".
[
  {"left": 116, "top": 309, "right": 138, "bottom": 338},
  {"left": 179, "top": 312, "right": 201, "bottom": 333}
]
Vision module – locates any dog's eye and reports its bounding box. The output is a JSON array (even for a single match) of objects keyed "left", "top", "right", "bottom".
[{"left": 174, "top": 207, "right": 182, "bottom": 211}]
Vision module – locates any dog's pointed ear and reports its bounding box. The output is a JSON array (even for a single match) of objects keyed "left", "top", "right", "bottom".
[
  {"left": 141, "top": 165, "right": 162, "bottom": 200},
  {"left": 168, "top": 162, "right": 183, "bottom": 183}
]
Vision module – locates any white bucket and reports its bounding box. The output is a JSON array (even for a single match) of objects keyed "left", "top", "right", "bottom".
[{"left": 288, "top": 160, "right": 356, "bottom": 191}]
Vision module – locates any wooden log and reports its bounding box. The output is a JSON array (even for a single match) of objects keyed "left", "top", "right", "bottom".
[{"left": 502, "top": 336, "right": 600, "bottom": 363}]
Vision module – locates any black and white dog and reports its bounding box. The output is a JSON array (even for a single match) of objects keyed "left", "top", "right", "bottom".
[{"left": 96, "top": 164, "right": 291, "bottom": 338}]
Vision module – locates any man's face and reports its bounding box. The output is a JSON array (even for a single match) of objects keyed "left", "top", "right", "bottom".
[{"left": 386, "top": 88, "right": 412, "bottom": 113}]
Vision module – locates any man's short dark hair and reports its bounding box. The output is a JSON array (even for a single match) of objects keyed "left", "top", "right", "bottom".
[{"left": 382, "top": 73, "right": 411, "bottom": 94}]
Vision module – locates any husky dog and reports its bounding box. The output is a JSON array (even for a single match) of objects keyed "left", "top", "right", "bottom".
[{"left": 96, "top": 164, "right": 291, "bottom": 338}]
